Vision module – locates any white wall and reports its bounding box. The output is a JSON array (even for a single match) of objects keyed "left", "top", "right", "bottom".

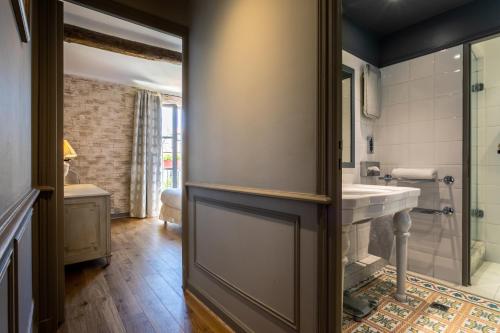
[
  {"left": 473, "top": 39, "right": 500, "bottom": 263},
  {"left": 188, "top": 0, "right": 318, "bottom": 193},
  {"left": 341, "top": 51, "right": 378, "bottom": 263},
  {"left": 375, "top": 46, "right": 464, "bottom": 283}
]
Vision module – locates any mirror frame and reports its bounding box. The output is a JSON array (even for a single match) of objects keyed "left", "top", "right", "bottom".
[{"left": 342, "top": 64, "right": 355, "bottom": 168}]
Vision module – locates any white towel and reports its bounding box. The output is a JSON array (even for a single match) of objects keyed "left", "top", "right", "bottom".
[
  {"left": 362, "top": 64, "right": 382, "bottom": 119},
  {"left": 391, "top": 168, "right": 437, "bottom": 180}
]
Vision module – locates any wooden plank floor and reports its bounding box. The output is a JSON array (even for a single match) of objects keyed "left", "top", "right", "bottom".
[{"left": 58, "top": 218, "right": 232, "bottom": 333}]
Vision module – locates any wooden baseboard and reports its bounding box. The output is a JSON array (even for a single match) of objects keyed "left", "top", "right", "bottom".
[
  {"left": 185, "top": 289, "right": 236, "bottom": 333},
  {"left": 111, "top": 212, "right": 129, "bottom": 220}
]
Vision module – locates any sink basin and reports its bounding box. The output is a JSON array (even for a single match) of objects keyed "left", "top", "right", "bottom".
[
  {"left": 341, "top": 184, "right": 422, "bottom": 303},
  {"left": 342, "top": 184, "right": 420, "bottom": 225}
]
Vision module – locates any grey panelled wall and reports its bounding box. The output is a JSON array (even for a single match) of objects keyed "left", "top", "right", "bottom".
[
  {"left": 188, "top": 0, "right": 318, "bottom": 193},
  {"left": 186, "top": 0, "right": 334, "bottom": 332},
  {"left": 188, "top": 187, "right": 319, "bottom": 332},
  {"left": 0, "top": 0, "right": 32, "bottom": 215}
]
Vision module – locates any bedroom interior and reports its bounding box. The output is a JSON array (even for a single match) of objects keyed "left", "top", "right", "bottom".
[{"left": 58, "top": 2, "right": 203, "bottom": 331}]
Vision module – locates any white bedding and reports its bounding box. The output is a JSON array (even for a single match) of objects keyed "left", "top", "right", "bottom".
[{"left": 159, "top": 188, "right": 182, "bottom": 224}]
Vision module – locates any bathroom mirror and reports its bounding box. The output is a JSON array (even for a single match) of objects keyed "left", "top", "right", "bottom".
[{"left": 342, "top": 65, "right": 355, "bottom": 168}]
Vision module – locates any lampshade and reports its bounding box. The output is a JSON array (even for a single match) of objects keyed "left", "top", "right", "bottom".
[{"left": 63, "top": 140, "right": 77, "bottom": 160}]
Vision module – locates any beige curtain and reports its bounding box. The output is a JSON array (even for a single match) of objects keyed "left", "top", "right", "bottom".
[{"left": 130, "top": 90, "right": 162, "bottom": 218}]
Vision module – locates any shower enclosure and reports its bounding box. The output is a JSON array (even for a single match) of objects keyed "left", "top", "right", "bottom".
[{"left": 468, "top": 36, "right": 500, "bottom": 292}]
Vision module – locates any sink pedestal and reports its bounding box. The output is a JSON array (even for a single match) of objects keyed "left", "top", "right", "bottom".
[
  {"left": 341, "top": 210, "right": 413, "bottom": 302},
  {"left": 393, "top": 209, "right": 412, "bottom": 302}
]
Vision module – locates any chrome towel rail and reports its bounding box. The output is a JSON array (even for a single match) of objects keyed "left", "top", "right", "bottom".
[
  {"left": 412, "top": 207, "right": 455, "bottom": 216},
  {"left": 379, "top": 175, "right": 455, "bottom": 185}
]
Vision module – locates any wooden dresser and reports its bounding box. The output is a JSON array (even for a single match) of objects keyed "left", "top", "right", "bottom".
[{"left": 64, "top": 184, "right": 111, "bottom": 265}]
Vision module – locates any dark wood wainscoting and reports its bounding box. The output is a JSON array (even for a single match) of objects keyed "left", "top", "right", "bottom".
[{"left": 0, "top": 189, "right": 40, "bottom": 332}]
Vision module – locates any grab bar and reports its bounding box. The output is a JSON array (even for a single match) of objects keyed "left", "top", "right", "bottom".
[
  {"left": 412, "top": 207, "right": 455, "bottom": 216},
  {"left": 379, "top": 175, "right": 455, "bottom": 185}
]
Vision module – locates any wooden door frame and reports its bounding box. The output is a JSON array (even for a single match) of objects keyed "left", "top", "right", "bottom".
[
  {"left": 317, "top": 0, "right": 343, "bottom": 332},
  {"left": 37, "top": 0, "right": 189, "bottom": 328},
  {"left": 31, "top": 1, "right": 65, "bottom": 331}
]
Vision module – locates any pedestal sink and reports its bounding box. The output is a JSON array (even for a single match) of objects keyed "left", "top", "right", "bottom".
[{"left": 342, "top": 184, "right": 421, "bottom": 302}]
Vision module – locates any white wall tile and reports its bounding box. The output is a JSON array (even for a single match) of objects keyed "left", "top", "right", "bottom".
[
  {"left": 410, "top": 76, "right": 434, "bottom": 101},
  {"left": 486, "top": 87, "right": 500, "bottom": 107},
  {"left": 435, "top": 117, "right": 463, "bottom": 142},
  {"left": 486, "top": 127, "right": 500, "bottom": 165},
  {"left": 435, "top": 46, "right": 463, "bottom": 74},
  {"left": 440, "top": 213, "right": 462, "bottom": 236},
  {"left": 435, "top": 71, "right": 462, "bottom": 97},
  {"left": 435, "top": 94, "right": 462, "bottom": 120},
  {"left": 434, "top": 256, "right": 462, "bottom": 284},
  {"left": 484, "top": 204, "right": 500, "bottom": 224},
  {"left": 383, "top": 83, "right": 409, "bottom": 106},
  {"left": 409, "top": 99, "right": 434, "bottom": 122},
  {"left": 410, "top": 54, "right": 434, "bottom": 80},
  {"left": 485, "top": 243, "right": 500, "bottom": 263},
  {"left": 408, "top": 250, "right": 434, "bottom": 277},
  {"left": 485, "top": 224, "right": 500, "bottom": 244},
  {"left": 486, "top": 106, "right": 500, "bottom": 126},
  {"left": 382, "top": 61, "right": 410, "bottom": 86},
  {"left": 484, "top": 185, "right": 500, "bottom": 205},
  {"left": 435, "top": 234, "right": 463, "bottom": 259},
  {"left": 435, "top": 141, "right": 463, "bottom": 165},
  {"left": 382, "top": 103, "right": 409, "bottom": 125},
  {"left": 409, "top": 121, "right": 435, "bottom": 143},
  {"left": 408, "top": 143, "right": 435, "bottom": 166}
]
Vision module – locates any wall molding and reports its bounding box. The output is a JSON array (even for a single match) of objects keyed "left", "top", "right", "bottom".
[
  {"left": 193, "top": 195, "right": 301, "bottom": 331},
  {"left": 186, "top": 182, "right": 331, "bottom": 205},
  {"left": 0, "top": 189, "right": 39, "bottom": 260}
]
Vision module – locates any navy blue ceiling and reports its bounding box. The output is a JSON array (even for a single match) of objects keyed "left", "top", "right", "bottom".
[
  {"left": 342, "top": 0, "right": 500, "bottom": 67},
  {"left": 343, "top": 0, "right": 475, "bottom": 38}
]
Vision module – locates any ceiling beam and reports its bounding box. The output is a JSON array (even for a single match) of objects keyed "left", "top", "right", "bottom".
[{"left": 63, "top": 24, "right": 182, "bottom": 65}]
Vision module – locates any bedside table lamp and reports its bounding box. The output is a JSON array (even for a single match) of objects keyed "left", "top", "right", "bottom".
[{"left": 63, "top": 140, "right": 77, "bottom": 183}]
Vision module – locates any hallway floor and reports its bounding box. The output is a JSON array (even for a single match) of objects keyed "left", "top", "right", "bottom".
[{"left": 57, "top": 218, "right": 231, "bottom": 333}]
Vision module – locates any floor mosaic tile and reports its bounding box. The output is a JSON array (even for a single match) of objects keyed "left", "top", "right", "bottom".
[{"left": 343, "top": 268, "right": 500, "bottom": 333}]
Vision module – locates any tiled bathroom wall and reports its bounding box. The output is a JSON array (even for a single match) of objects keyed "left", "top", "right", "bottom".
[
  {"left": 374, "top": 46, "right": 464, "bottom": 283},
  {"left": 343, "top": 46, "right": 465, "bottom": 284},
  {"left": 473, "top": 40, "right": 500, "bottom": 263}
]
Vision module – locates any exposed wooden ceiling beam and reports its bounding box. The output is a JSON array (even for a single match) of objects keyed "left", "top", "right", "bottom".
[{"left": 63, "top": 24, "right": 182, "bottom": 65}]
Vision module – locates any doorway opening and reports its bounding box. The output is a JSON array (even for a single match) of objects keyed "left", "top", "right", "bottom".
[{"left": 58, "top": 2, "right": 207, "bottom": 331}]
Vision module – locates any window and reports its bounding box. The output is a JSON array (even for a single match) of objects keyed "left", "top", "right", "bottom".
[{"left": 161, "top": 104, "right": 182, "bottom": 189}]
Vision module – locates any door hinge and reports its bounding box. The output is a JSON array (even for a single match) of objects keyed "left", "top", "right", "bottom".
[
  {"left": 471, "top": 208, "right": 485, "bottom": 218},
  {"left": 471, "top": 83, "right": 484, "bottom": 92}
]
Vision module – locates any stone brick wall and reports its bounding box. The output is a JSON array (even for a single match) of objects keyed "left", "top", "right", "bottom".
[{"left": 64, "top": 74, "right": 181, "bottom": 215}]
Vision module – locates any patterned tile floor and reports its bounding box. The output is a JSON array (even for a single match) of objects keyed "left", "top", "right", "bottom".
[{"left": 343, "top": 268, "right": 500, "bottom": 333}]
